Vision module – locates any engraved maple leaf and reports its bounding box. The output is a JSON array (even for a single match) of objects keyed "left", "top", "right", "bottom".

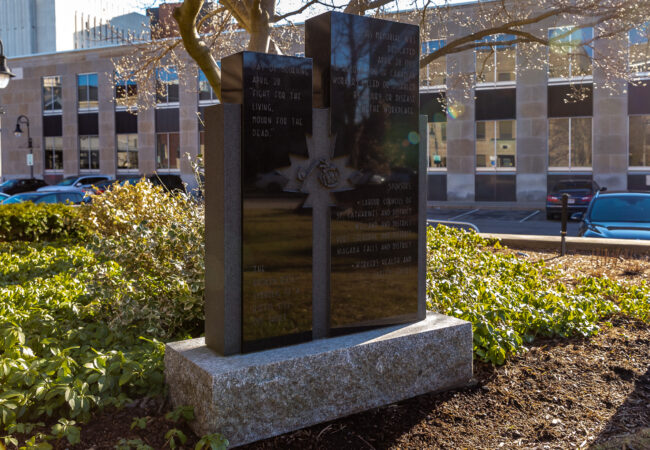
[{"left": 277, "top": 133, "right": 356, "bottom": 208}]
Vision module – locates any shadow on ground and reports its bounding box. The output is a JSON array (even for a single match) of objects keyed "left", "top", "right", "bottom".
[{"left": 591, "top": 366, "right": 650, "bottom": 449}]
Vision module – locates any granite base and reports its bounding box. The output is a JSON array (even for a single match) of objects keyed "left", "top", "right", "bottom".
[{"left": 164, "top": 312, "right": 473, "bottom": 447}]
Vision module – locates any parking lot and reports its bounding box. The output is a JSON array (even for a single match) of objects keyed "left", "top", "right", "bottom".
[{"left": 427, "top": 207, "right": 581, "bottom": 236}]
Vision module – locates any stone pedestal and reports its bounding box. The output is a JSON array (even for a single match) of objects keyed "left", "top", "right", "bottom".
[{"left": 165, "top": 312, "right": 472, "bottom": 447}]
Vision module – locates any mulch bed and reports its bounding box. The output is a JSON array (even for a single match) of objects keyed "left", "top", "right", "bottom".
[
  {"left": 51, "top": 317, "right": 649, "bottom": 449},
  {"left": 498, "top": 247, "right": 650, "bottom": 284}
]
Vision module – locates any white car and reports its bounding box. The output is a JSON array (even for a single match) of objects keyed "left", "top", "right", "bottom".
[{"left": 37, "top": 175, "right": 113, "bottom": 193}]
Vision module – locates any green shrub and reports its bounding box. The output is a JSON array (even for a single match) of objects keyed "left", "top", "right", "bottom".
[
  {"left": 80, "top": 180, "right": 205, "bottom": 339},
  {"left": 0, "top": 203, "right": 87, "bottom": 242},
  {"left": 426, "top": 225, "right": 650, "bottom": 365}
]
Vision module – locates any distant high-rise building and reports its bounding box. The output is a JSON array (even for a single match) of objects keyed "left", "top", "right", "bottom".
[{"left": 0, "top": 0, "right": 149, "bottom": 57}]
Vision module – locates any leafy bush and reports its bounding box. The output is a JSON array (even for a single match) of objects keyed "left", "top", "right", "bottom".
[
  {"left": 426, "top": 225, "right": 650, "bottom": 365},
  {"left": 0, "top": 203, "right": 87, "bottom": 242},
  {"left": 80, "top": 180, "right": 205, "bottom": 338},
  {"left": 0, "top": 242, "right": 164, "bottom": 446}
]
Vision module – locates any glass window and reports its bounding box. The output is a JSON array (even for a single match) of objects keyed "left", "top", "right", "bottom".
[
  {"left": 35, "top": 194, "right": 57, "bottom": 204},
  {"left": 548, "top": 27, "right": 593, "bottom": 79},
  {"left": 44, "top": 136, "right": 63, "bottom": 170},
  {"left": 629, "top": 115, "right": 650, "bottom": 167},
  {"left": 156, "top": 132, "right": 180, "bottom": 170},
  {"left": 549, "top": 118, "right": 569, "bottom": 167},
  {"left": 116, "top": 75, "right": 138, "bottom": 108},
  {"left": 420, "top": 40, "right": 446, "bottom": 87},
  {"left": 199, "top": 70, "right": 219, "bottom": 102},
  {"left": 57, "top": 193, "right": 83, "bottom": 204},
  {"left": 156, "top": 68, "right": 179, "bottom": 104},
  {"left": 42, "top": 76, "right": 62, "bottom": 112},
  {"left": 117, "top": 134, "right": 139, "bottom": 170},
  {"left": 476, "top": 120, "right": 516, "bottom": 168},
  {"left": 548, "top": 117, "right": 592, "bottom": 168},
  {"left": 476, "top": 34, "right": 516, "bottom": 84},
  {"left": 590, "top": 196, "right": 650, "bottom": 222},
  {"left": 79, "top": 136, "right": 100, "bottom": 170},
  {"left": 629, "top": 24, "right": 650, "bottom": 74},
  {"left": 77, "top": 73, "right": 98, "bottom": 110},
  {"left": 476, "top": 121, "right": 486, "bottom": 140},
  {"left": 571, "top": 117, "right": 591, "bottom": 167},
  {"left": 428, "top": 122, "right": 447, "bottom": 168}
]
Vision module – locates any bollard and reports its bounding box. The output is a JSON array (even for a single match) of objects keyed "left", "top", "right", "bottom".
[{"left": 560, "top": 193, "right": 568, "bottom": 256}]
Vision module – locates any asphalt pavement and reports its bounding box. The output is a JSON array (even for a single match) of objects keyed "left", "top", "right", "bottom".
[{"left": 427, "top": 207, "right": 581, "bottom": 236}]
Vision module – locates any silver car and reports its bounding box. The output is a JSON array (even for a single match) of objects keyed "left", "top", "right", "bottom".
[{"left": 36, "top": 175, "right": 113, "bottom": 193}]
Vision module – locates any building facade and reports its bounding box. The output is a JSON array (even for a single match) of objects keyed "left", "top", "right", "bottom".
[
  {"left": 1, "top": 5, "right": 650, "bottom": 202},
  {"left": 0, "top": 43, "right": 214, "bottom": 188},
  {"left": 0, "top": 0, "right": 147, "bottom": 57}
]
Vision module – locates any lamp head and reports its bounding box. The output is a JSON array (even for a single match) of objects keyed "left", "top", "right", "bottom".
[
  {"left": 14, "top": 123, "right": 22, "bottom": 137},
  {"left": 0, "top": 72, "right": 11, "bottom": 89},
  {"left": 0, "top": 46, "right": 15, "bottom": 89}
]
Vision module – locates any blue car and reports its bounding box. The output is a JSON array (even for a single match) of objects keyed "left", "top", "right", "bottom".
[
  {"left": 1, "top": 191, "right": 87, "bottom": 205},
  {"left": 576, "top": 191, "right": 650, "bottom": 240}
]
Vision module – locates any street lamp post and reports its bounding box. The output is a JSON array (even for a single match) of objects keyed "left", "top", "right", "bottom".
[
  {"left": 14, "top": 116, "right": 33, "bottom": 179},
  {"left": 0, "top": 38, "right": 16, "bottom": 184},
  {"left": 0, "top": 39, "right": 15, "bottom": 88}
]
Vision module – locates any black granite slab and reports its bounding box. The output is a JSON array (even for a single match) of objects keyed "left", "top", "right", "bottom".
[
  {"left": 306, "top": 12, "right": 420, "bottom": 334},
  {"left": 222, "top": 51, "right": 313, "bottom": 352}
]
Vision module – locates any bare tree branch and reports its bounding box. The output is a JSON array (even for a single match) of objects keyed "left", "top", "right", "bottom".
[
  {"left": 344, "top": 0, "right": 394, "bottom": 14},
  {"left": 173, "top": 0, "right": 223, "bottom": 99}
]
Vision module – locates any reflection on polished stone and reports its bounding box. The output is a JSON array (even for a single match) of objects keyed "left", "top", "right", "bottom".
[
  {"left": 222, "top": 51, "right": 313, "bottom": 352},
  {"left": 306, "top": 12, "right": 420, "bottom": 333}
]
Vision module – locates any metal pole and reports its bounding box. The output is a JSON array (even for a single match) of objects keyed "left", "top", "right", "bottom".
[
  {"left": 16, "top": 115, "right": 32, "bottom": 178},
  {"left": 560, "top": 193, "right": 568, "bottom": 256},
  {"left": 25, "top": 118, "right": 33, "bottom": 178}
]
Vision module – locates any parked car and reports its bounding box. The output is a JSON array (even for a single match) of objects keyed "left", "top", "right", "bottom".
[
  {"left": 147, "top": 173, "right": 186, "bottom": 193},
  {"left": 546, "top": 179, "right": 605, "bottom": 220},
  {"left": 1, "top": 191, "right": 87, "bottom": 205},
  {"left": 37, "top": 175, "right": 113, "bottom": 193},
  {"left": 0, "top": 193, "right": 9, "bottom": 202},
  {"left": 576, "top": 191, "right": 650, "bottom": 240},
  {"left": 0, "top": 178, "right": 49, "bottom": 195},
  {"left": 82, "top": 177, "right": 142, "bottom": 195}
]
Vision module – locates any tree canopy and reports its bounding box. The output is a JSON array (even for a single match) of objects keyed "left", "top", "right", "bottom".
[{"left": 113, "top": 0, "right": 650, "bottom": 107}]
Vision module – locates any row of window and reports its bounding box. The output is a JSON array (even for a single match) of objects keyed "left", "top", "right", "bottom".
[
  {"left": 42, "top": 116, "right": 649, "bottom": 172},
  {"left": 427, "top": 115, "right": 650, "bottom": 170},
  {"left": 421, "top": 25, "right": 650, "bottom": 87},
  {"left": 39, "top": 24, "right": 650, "bottom": 112},
  {"left": 42, "top": 69, "right": 219, "bottom": 113},
  {"left": 42, "top": 131, "right": 193, "bottom": 171}
]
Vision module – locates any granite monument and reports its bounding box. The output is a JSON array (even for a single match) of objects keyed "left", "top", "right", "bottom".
[{"left": 166, "top": 11, "right": 472, "bottom": 447}]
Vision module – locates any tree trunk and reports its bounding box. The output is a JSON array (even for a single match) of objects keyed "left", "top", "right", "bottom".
[{"left": 247, "top": 0, "right": 276, "bottom": 52}]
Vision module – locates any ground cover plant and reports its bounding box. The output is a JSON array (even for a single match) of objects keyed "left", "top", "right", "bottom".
[
  {"left": 0, "top": 241, "right": 165, "bottom": 448},
  {"left": 0, "top": 185, "right": 647, "bottom": 448},
  {"left": 0, "top": 181, "right": 207, "bottom": 448},
  {"left": 426, "top": 225, "right": 649, "bottom": 365}
]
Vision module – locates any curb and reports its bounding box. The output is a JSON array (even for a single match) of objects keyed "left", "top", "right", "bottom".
[{"left": 480, "top": 233, "right": 650, "bottom": 255}]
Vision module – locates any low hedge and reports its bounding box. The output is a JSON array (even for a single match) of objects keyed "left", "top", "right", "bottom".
[{"left": 0, "top": 202, "right": 87, "bottom": 242}]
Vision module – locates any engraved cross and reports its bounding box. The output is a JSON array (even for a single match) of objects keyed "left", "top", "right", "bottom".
[{"left": 277, "top": 108, "right": 356, "bottom": 338}]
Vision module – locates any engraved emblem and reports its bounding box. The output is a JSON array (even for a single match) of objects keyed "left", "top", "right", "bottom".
[
  {"left": 318, "top": 160, "right": 340, "bottom": 188},
  {"left": 296, "top": 158, "right": 340, "bottom": 188}
]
